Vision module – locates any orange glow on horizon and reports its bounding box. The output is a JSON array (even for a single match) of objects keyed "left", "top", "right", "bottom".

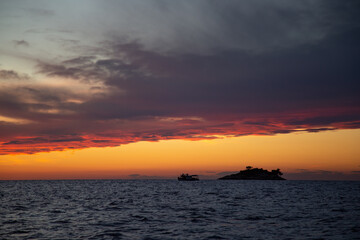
[{"left": 0, "top": 129, "right": 359, "bottom": 180}]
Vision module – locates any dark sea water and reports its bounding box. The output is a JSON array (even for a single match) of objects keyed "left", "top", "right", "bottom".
[{"left": 1, "top": 180, "right": 359, "bottom": 240}]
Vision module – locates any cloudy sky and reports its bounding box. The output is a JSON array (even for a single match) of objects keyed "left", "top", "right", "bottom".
[{"left": 0, "top": 0, "right": 359, "bottom": 179}]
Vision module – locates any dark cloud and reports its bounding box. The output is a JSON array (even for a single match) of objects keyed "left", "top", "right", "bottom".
[
  {"left": 62, "top": 56, "right": 96, "bottom": 65},
  {"left": 0, "top": 1, "right": 359, "bottom": 154},
  {"left": 2, "top": 137, "right": 84, "bottom": 145},
  {"left": 37, "top": 62, "right": 95, "bottom": 80},
  {"left": 13, "top": 40, "right": 29, "bottom": 47},
  {"left": 305, "top": 128, "right": 336, "bottom": 133},
  {"left": 38, "top": 27, "right": 360, "bottom": 119},
  {"left": 243, "top": 121, "right": 272, "bottom": 126},
  {"left": 0, "top": 69, "right": 30, "bottom": 81},
  {"left": 92, "top": 140, "right": 110, "bottom": 143},
  {"left": 0, "top": 83, "right": 80, "bottom": 120},
  {"left": 287, "top": 115, "right": 360, "bottom": 127},
  {"left": 271, "top": 129, "right": 296, "bottom": 134},
  {"left": 90, "top": 0, "right": 360, "bottom": 55}
]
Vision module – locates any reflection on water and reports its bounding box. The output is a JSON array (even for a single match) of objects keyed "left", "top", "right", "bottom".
[{"left": 1, "top": 180, "right": 359, "bottom": 239}]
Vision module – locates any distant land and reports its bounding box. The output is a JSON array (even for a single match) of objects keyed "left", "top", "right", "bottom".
[{"left": 219, "top": 166, "right": 286, "bottom": 180}]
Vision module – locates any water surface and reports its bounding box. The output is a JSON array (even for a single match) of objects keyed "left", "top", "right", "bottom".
[{"left": 1, "top": 180, "right": 359, "bottom": 239}]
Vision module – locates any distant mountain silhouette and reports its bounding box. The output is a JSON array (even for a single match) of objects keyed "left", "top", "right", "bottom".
[{"left": 219, "top": 166, "right": 285, "bottom": 180}]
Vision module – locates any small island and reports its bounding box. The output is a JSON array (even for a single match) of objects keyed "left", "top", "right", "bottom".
[{"left": 218, "top": 166, "right": 286, "bottom": 180}]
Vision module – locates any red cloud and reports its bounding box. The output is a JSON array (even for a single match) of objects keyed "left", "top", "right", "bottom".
[{"left": 1, "top": 108, "right": 359, "bottom": 155}]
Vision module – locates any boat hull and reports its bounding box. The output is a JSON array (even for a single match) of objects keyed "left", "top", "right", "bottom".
[{"left": 178, "top": 177, "right": 199, "bottom": 181}]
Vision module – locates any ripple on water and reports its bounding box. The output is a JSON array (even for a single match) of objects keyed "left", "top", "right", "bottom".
[{"left": 0, "top": 180, "right": 359, "bottom": 239}]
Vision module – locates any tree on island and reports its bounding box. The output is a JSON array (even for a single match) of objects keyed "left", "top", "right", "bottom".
[{"left": 271, "top": 168, "right": 283, "bottom": 176}]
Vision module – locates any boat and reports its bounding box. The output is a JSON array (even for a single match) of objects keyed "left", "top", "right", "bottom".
[{"left": 178, "top": 173, "right": 199, "bottom": 181}]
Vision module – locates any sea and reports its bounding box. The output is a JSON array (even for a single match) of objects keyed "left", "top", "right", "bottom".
[{"left": 1, "top": 180, "right": 359, "bottom": 240}]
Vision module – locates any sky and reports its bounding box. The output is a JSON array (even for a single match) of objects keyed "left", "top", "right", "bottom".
[{"left": 0, "top": 0, "right": 359, "bottom": 180}]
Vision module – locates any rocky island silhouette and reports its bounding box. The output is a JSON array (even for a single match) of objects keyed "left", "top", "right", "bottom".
[{"left": 219, "top": 166, "right": 286, "bottom": 180}]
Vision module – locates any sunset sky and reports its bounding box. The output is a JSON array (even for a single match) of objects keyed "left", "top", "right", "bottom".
[{"left": 0, "top": 0, "right": 359, "bottom": 180}]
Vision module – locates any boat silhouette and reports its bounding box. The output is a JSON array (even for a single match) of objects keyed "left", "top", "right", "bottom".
[{"left": 178, "top": 173, "right": 199, "bottom": 181}]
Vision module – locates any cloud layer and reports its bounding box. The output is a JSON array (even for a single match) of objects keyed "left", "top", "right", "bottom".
[{"left": 0, "top": 0, "right": 359, "bottom": 154}]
